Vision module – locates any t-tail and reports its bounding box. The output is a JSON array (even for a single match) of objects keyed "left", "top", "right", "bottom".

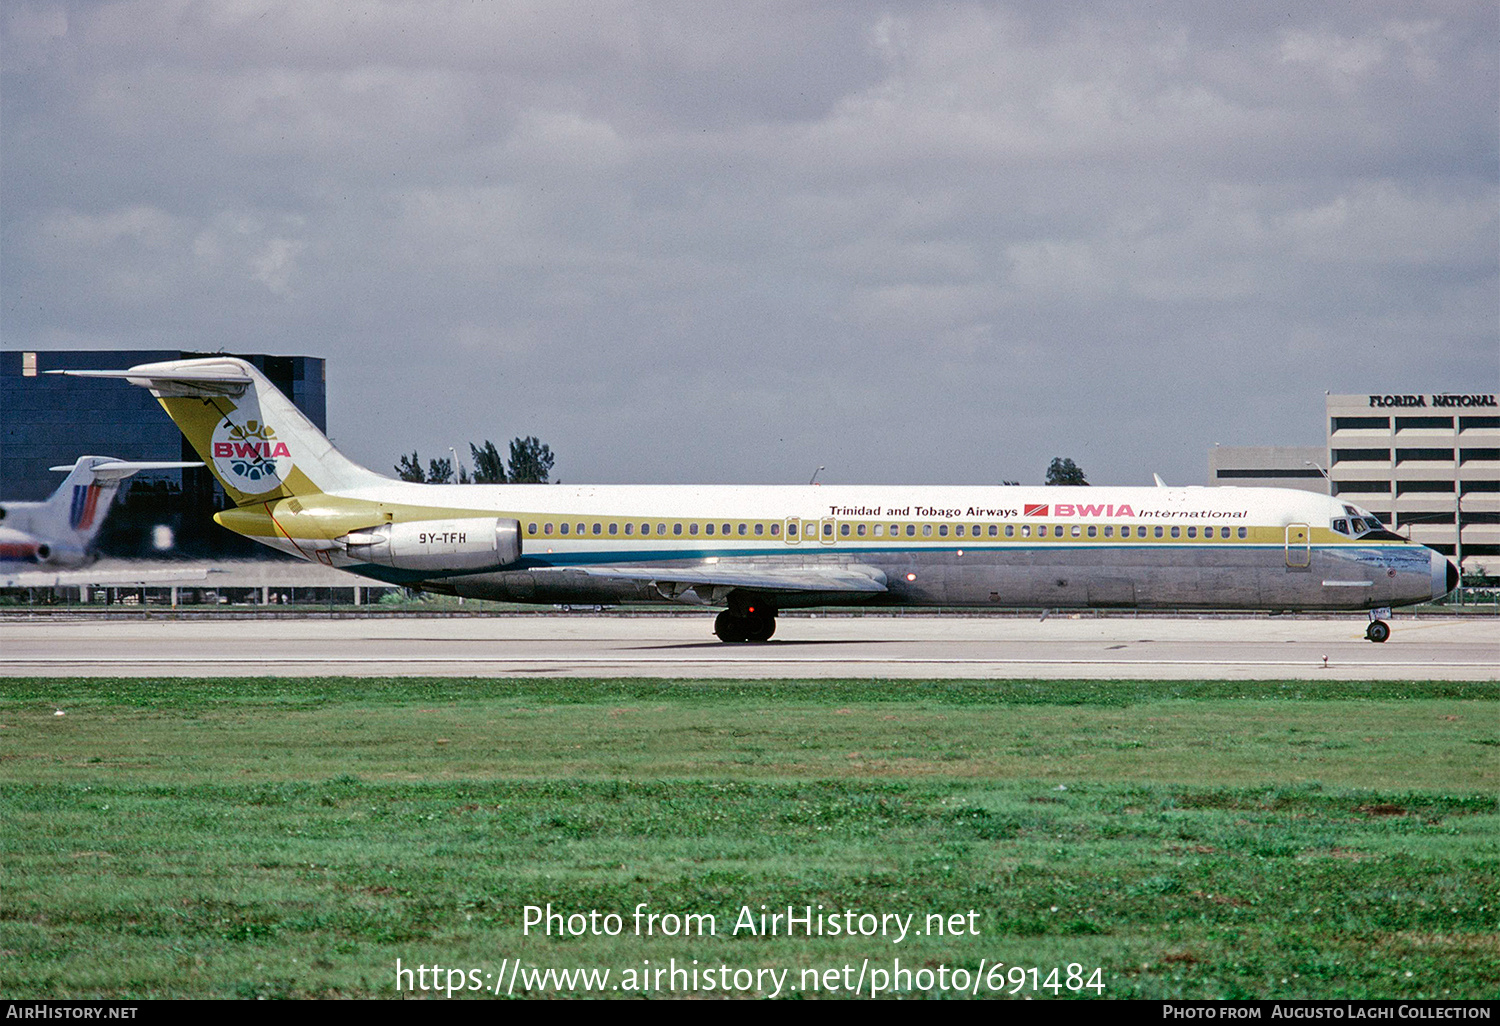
[
  {"left": 51, "top": 358, "right": 384, "bottom": 507},
  {"left": 1, "top": 456, "right": 202, "bottom": 565}
]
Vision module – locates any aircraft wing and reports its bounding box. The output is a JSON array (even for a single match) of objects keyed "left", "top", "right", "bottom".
[
  {"left": 572, "top": 563, "right": 888, "bottom": 602},
  {"left": 2, "top": 567, "right": 212, "bottom": 589}
]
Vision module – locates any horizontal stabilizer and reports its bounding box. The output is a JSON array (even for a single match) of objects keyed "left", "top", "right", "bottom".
[
  {"left": 48, "top": 362, "right": 253, "bottom": 398},
  {"left": 49, "top": 459, "right": 203, "bottom": 481}
]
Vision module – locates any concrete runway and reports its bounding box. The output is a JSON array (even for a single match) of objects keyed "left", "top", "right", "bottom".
[{"left": 1, "top": 613, "right": 1495, "bottom": 679}]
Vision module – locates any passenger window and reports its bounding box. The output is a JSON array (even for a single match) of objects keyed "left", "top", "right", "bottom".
[
  {"left": 527, "top": 523, "right": 537, "bottom": 535},
  {"left": 857, "top": 524, "right": 866, "bottom": 537},
  {"left": 544, "top": 523, "right": 554, "bottom": 535},
  {"left": 1037, "top": 526, "right": 1047, "bottom": 538},
  {"left": 873, "top": 524, "right": 883, "bottom": 537},
  {"left": 1088, "top": 525, "right": 1097, "bottom": 537},
  {"left": 823, "top": 523, "right": 832, "bottom": 537},
  {"left": 922, "top": 524, "right": 933, "bottom": 537},
  {"left": 689, "top": 523, "right": 698, "bottom": 536},
  {"left": 1154, "top": 526, "right": 1163, "bottom": 538},
  {"left": 593, "top": 523, "right": 602, "bottom": 535},
  {"left": 656, "top": 524, "right": 666, "bottom": 535},
  {"left": 905, "top": 524, "right": 916, "bottom": 537},
  {"left": 840, "top": 524, "right": 850, "bottom": 536},
  {"left": 643, "top": 523, "right": 652, "bottom": 535},
  {"left": 739, "top": 524, "right": 748, "bottom": 536},
  {"left": 707, "top": 523, "right": 716, "bottom": 536},
  {"left": 624, "top": 523, "right": 633, "bottom": 536},
  {"left": 1187, "top": 526, "right": 1196, "bottom": 538},
  {"left": 754, "top": 523, "right": 764, "bottom": 536},
  {"left": 560, "top": 523, "right": 569, "bottom": 535},
  {"left": 938, "top": 525, "right": 948, "bottom": 537},
  {"left": 1171, "top": 526, "right": 1180, "bottom": 538},
  {"left": 609, "top": 523, "right": 618, "bottom": 535},
  {"left": 1004, "top": 525, "right": 1013, "bottom": 537},
  {"left": 1071, "top": 525, "right": 1081, "bottom": 537},
  {"left": 771, "top": 523, "right": 780, "bottom": 536},
  {"left": 673, "top": 523, "right": 682, "bottom": 536},
  {"left": 722, "top": 524, "right": 731, "bottom": 535},
  {"left": 1238, "top": 527, "right": 1247, "bottom": 539},
  {"left": 1021, "top": 525, "right": 1031, "bottom": 538},
  {"left": 576, "top": 524, "right": 584, "bottom": 535}
]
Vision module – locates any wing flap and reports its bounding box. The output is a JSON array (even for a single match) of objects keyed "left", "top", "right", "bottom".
[{"left": 573, "top": 563, "right": 888, "bottom": 596}]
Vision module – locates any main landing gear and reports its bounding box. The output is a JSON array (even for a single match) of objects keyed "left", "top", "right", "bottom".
[{"left": 714, "top": 602, "right": 777, "bottom": 643}]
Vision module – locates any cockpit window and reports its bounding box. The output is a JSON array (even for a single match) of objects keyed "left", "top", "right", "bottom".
[
  {"left": 1363, "top": 517, "right": 1382, "bottom": 532},
  {"left": 1332, "top": 518, "right": 1350, "bottom": 536}
]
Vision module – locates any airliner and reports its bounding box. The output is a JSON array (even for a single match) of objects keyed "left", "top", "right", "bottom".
[
  {"left": 53, "top": 358, "right": 1457, "bottom": 642},
  {"left": 1, "top": 455, "right": 204, "bottom": 588}
]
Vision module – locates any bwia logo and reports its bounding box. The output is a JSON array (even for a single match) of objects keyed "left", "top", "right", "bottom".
[
  {"left": 1024, "top": 503, "right": 1049, "bottom": 517},
  {"left": 211, "top": 416, "right": 291, "bottom": 492}
]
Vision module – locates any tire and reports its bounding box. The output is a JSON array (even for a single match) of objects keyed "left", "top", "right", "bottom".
[
  {"left": 745, "top": 613, "right": 776, "bottom": 642},
  {"left": 1365, "top": 620, "right": 1390, "bottom": 643},
  {"left": 714, "top": 611, "right": 748, "bottom": 643}
]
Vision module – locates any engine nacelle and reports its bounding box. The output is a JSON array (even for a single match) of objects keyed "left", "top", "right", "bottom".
[
  {"left": 340, "top": 518, "right": 521, "bottom": 572},
  {"left": 35, "top": 540, "right": 87, "bottom": 566}
]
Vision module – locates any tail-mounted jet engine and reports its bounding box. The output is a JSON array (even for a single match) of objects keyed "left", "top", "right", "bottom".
[{"left": 339, "top": 518, "right": 521, "bottom": 572}]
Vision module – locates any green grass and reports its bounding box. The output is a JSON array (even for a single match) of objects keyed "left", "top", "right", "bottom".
[{"left": 1, "top": 677, "right": 1496, "bottom": 999}]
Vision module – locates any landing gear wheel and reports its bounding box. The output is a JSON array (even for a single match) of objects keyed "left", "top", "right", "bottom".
[
  {"left": 1365, "top": 620, "right": 1390, "bottom": 643},
  {"left": 745, "top": 613, "right": 776, "bottom": 642},
  {"left": 714, "top": 611, "right": 749, "bottom": 643}
]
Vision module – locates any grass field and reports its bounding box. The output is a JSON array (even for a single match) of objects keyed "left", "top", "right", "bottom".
[{"left": 1, "top": 677, "right": 1495, "bottom": 1000}]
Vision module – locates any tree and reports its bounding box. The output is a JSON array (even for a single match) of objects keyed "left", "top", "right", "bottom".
[
  {"left": 426, "top": 456, "right": 453, "bottom": 484},
  {"left": 507, "top": 436, "right": 555, "bottom": 484},
  {"left": 469, "top": 441, "right": 507, "bottom": 484},
  {"left": 395, "top": 452, "right": 426, "bottom": 482},
  {"left": 1045, "top": 457, "right": 1088, "bottom": 486}
]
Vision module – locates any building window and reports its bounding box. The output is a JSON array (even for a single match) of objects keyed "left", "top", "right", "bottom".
[
  {"left": 1396, "top": 416, "right": 1454, "bottom": 431},
  {"left": 1396, "top": 448, "right": 1455, "bottom": 463},
  {"left": 1460, "top": 416, "right": 1500, "bottom": 431},
  {"left": 1332, "top": 416, "right": 1389, "bottom": 431}
]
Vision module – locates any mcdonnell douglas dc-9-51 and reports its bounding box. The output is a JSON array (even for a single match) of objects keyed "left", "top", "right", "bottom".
[{"left": 54, "top": 358, "right": 1457, "bottom": 642}]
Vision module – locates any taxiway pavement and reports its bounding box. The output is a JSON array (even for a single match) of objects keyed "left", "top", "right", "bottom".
[{"left": 1, "top": 613, "right": 1494, "bottom": 680}]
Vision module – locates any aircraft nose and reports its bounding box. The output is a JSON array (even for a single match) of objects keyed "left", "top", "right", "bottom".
[{"left": 1433, "top": 550, "right": 1459, "bottom": 602}]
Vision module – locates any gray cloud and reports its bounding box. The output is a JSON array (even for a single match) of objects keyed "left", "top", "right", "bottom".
[{"left": 4, "top": 1, "right": 1495, "bottom": 486}]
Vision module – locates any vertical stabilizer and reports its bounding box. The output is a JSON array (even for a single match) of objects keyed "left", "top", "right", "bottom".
[{"left": 52, "top": 359, "right": 385, "bottom": 506}]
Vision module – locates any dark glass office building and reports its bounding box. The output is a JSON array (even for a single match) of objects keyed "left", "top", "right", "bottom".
[{"left": 1, "top": 350, "right": 325, "bottom": 558}]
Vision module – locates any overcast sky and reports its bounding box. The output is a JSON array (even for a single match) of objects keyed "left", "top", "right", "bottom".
[{"left": 4, "top": 1, "right": 1496, "bottom": 486}]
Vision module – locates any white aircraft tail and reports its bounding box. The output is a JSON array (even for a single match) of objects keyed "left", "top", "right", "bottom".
[{"left": 3, "top": 457, "right": 200, "bottom": 560}]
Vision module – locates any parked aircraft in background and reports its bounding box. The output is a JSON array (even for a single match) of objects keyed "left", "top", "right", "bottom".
[
  {"left": 1, "top": 455, "right": 204, "bottom": 588},
  {"left": 54, "top": 359, "right": 1457, "bottom": 642}
]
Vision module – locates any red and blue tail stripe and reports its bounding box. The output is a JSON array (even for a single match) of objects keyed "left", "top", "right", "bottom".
[{"left": 69, "top": 484, "right": 103, "bottom": 531}]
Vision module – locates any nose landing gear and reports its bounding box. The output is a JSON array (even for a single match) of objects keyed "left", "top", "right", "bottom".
[{"left": 1365, "top": 607, "right": 1392, "bottom": 643}]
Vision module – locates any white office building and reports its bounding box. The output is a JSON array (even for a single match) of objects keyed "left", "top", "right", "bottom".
[{"left": 1210, "top": 392, "right": 1500, "bottom": 574}]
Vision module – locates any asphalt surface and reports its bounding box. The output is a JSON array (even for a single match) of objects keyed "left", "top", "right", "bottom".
[{"left": 2, "top": 613, "right": 1494, "bottom": 679}]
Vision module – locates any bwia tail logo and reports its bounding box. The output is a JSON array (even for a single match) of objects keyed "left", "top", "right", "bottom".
[
  {"left": 1024, "top": 503, "right": 1049, "bottom": 517},
  {"left": 211, "top": 416, "right": 291, "bottom": 491}
]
